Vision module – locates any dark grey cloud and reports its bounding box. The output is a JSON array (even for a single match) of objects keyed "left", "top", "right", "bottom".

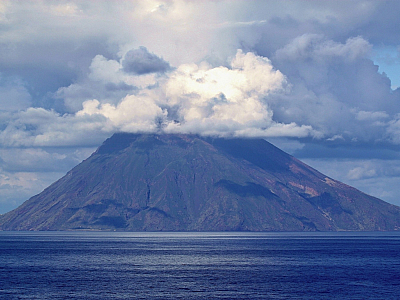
[
  {"left": 122, "top": 47, "right": 171, "bottom": 75},
  {"left": 0, "top": 147, "right": 95, "bottom": 173},
  {"left": 227, "top": 1, "right": 400, "bottom": 60},
  {"left": 0, "top": 38, "right": 114, "bottom": 111},
  {"left": 351, "top": 1, "right": 400, "bottom": 45},
  {"left": 55, "top": 77, "right": 138, "bottom": 113},
  {"left": 258, "top": 34, "right": 400, "bottom": 144},
  {"left": 0, "top": 76, "right": 31, "bottom": 111}
]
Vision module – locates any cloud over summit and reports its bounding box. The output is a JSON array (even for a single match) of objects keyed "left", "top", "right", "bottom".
[
  {"left": 2, "top": 37, "right": 400, "bottom": 148},
  {"left": 76, "top": 49, "right": 315, "bottom": 138}
]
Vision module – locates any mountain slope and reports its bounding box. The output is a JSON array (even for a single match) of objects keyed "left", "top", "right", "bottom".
[{"left": 1, "top": 133, "right": 399, "bottom": 231}]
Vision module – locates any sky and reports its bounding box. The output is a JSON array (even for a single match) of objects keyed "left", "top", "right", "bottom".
[{"left": 1, "top": 0, "right": 400, "bottom": 214}]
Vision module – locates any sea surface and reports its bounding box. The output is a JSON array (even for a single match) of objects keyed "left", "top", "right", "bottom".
[{"left": 1, "top": 231, "right": 400, "bottom": 299}]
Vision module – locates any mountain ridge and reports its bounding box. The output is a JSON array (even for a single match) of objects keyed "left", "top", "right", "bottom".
[{"left": 1, "top": 133, "right": 399, "bottom": 231}]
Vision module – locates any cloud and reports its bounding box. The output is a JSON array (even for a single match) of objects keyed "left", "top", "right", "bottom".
[
  {"left": 0, "top": 107, "right": 110, "bottom": 147},
  {"left": 0, "top": 149, "right": 65, "bottom": 172},
  {"left": 163, "top": 51, "right": 284, "bottom": 126},
  {"left": 0, "top": 147, "right": 94, "bottom": 173},
  {"left": 347, "top": 165, "right": 377, "bottom": 180},
  {"left": 57, "top": 52, "right": 162, "bottom": 112},
  {"left": 0, "top": 145, "right": 95, "bottom": 214},
  {"left": 386, "top": 115, "right": 400, "bottom": 144},
  {"left": 0, "top": 49, "right": 326, "bottom": 148},
  {"left": 1, "top": 0, "right": 400, "bottom": 108},
  {"left": 3, "top": 36, "right": 400, "bottom": 148},
  {"left": 77, "top": 50, "right": 319, "bottom": 139},
  {"left": 0, "top": 169, "right": 67, "bottom": 214},
  {"left": 355, "top": 110, "right": 389, "bottom": 121},
  {"left": 275, "top": 34, "right": 371, "bottom": 62},
  {"left": 2, "top": 31, "right": 400, "bottom": 150},
  {"left": 77, "top": 96, "right": 166, "bottom": 133},
  {"left": 267, "top": 34, "right": 400, "bottom": 144},
  {"left": 122, "top": 46, "right": 170, "bottom": 75},
  {"left": 0, "top": 76, "right": 31, "bottom": 111}
]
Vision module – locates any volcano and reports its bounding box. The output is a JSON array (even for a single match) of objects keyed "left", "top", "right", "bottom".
[{"left": 1, "top": 133, "right": 399, "bottom": 231}]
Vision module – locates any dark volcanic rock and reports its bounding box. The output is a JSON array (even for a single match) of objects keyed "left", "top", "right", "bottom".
[{"left": 1, "top": 133, "right": 400, "bottom": 231}]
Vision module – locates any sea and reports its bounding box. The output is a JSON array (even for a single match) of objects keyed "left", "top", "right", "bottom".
[{"left": 1, "top": 231, "right": 400, "bottom": 300}]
